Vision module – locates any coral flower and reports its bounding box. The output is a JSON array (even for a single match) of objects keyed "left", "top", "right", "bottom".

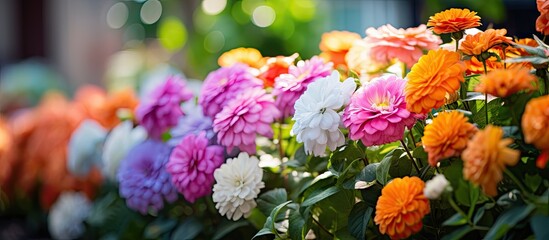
[
  {"left": 345, "top": 39, "right": 388, "bottom": 78},
  {"left": 422, "top": 111, "right": 477, "bottom": 166},
  {"left": 258, "top": 54, "right": 298, "bottom": 88},
  {"left": 427, "top": 8, "right": 481, "bottom": 34},
  {"left": 476, "top": 67, "right": 538, "bottom": 98},
  {"left": 374, "top": 176, "right": 430, "bottom": 239},
  {"left": 522, "top": 95, "right": 549, "bottom": 167},
  {"left": 0, "top": 117, "right": 15, "bottom": 191},
  {"left": 405, "top": 49, "right": 466, "bottom": 114},
  {"left": 319, "top": 31, "right": 362, "bottom": 67},
  {"left": 343, "top": 75, "right": 420, "bottom": 146},
  {"left": 536, "top": 12, "right": 549, "bottom": 35},
  {"left": 462, "top": 125, "right": 520, "bottom": 196},
  {"left": 539, "top": 0, "right": 549, "bottom": 12},
  {"left": 213, "top": 88, "right": 280, "bottom": 154},
  {"left": 460, "top": 29, "right": 513, "bottom": 57},
  {"left": 218, "top": 47, "right": 265, "bottom": 69},
  {"left": 365, "top": 24, "right": 442, "bottom": 67}
]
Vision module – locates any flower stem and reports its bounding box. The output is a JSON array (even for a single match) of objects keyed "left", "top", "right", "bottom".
[
  {"left": 482, "top": 60, "right": 489, "bottom": 124},
  {"left": 504, "top": 169, "right": 531, "bottom": 194},
  {"left": 400, "top": 139, "right": 421, "bottom": 173},
  {"left": 448, "top": 196, "right": 472, "bottom": 225},
  {"left": 278, "top": 120, "right": 285, "bottom": 159}
]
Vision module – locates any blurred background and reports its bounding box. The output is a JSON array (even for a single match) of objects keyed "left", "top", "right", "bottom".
[{"left": 0, "top": 0, "right": 538, "bottom": 112}]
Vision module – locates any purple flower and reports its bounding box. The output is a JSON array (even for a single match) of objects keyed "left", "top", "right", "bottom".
[
  {"left": 273, "top": 56, "right": 333, "bottom": 119},
  {"left": 213, "top": 88, "right": 280, "bottom": 154},
  {"left": 117, "top": 140, "right": 178, "bottom": 214},
  {"left": 199, "top": 64, "right": 263, "bottom": 118},
  {"left": 343, "top": 75, "right": 420, "bottom": 146},
  {"left": 136, "top": 75, "right": 193, "bottom": 139},
  {"left": 166, "top": 132, "right": 224, "bottom": 203},
  {"left": 168, "top": 104, "right": 215, "bottom": 146}
]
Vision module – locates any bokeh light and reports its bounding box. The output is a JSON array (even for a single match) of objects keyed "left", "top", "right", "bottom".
[
  {"left": 140, "top": 0, "right": 162, "bottom": 25},
  {"left": 158, "top": 17, "right": 187, "bottom": 52},
  {"left": 204, "top": 31, "right": 225, "bottom": 53},
  {"left": 202, "top": 0, "right": 227, "bottom": 16},
  {"left": 106, "top": 2, "right": 129, "bottom": 29},
  {"left": 252, "top": 5, "right": 276, "bottom": 28}
]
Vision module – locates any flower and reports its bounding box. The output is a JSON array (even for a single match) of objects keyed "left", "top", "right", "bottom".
[
  {"left": 117, "top": 140, "right": 178, "bottom": 214},
  {"left": 273, "top": 56, "right": 333, "bottom": 119},
  {"left": 537, "top": 0, "right": 549, "bottom": 35},
  {"left": 422, "top": 111, "right": 477, "bottom": 166},
  {"left": 48, "top": 192, "right": 92, "bottom": 240},
  {"left": 475, "top": 67, "right": 537, "bottom": 98},
  {"left": 462, "top": 125, "right": 520, "bottom": 196},
  {"left": 423, "top": 174, "right": 451, "bottom": 199},
  {"left": 213, "top": 88, "right": 280, "bottom": 154},
  {"left": 166, "top": 132, "right": 224, "bottom": 203},
  {"left": 319, "top": 31, "right": 362, "bottom": 67},
  {"left": 522, "top": 95, "right": 549, "bottom": 168},
  {"left": 405, "top": 49, "right": 466, "bottom": 114},
  {"left": 539, "top": 0, "right": 549, "bottom": 12},
  {"left": 291, "top": 71, "right": 356, "bottom": 156},
  {"left": 67, "top": 119, "right": 107, "bottom": 177},
  {"left": 343, "top": 75, "right": 419, "bottom": 146},
  {"left": 136, "top": 75, "right": 193, "bottom": 139},
  {"left": 212, "top": 152, "right": 265, "bottom": 221},
  {"left": 460, "top": 29, "right": 513, "bottom": 57},
  {"left": 374, "top": 176, "right": 430, "bottom": 239},
  {"left": 365, "top": 24, "right": 441, "bottom": 67},
  {"left": 101, "top": 121, "right": 147, "bottom": 181},
  {"left": 258, "top": 54, "right": 298, "bottom": 88},
  {"left": 427, "top": 8, "right": 481, "bottom": 34},
  {"left": 99, "top": 88, "right": 140, "bottom": 129},
  {"left": 345, "top": 39, "right": 389, "bottom": 81},
  {"left": 168, "top": 103, "right": 214, "bottom": 146},
  {"left": 199, "top": 64, "right": 263, "bottom": 118},
  {"left": 218, "top": 47, "right": 265, "bottom": 69},
  {"left": 0, "top": 117, "right": 15, "bottom": 193}
]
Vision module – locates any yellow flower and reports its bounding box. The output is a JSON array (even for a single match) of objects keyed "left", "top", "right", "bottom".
[
  {"left": 375, "top": 176, "right": 430, "bottom": 239},
  {"left": 427, "top": 8, "right": 481, "bottom": 34},
  {"left": 319, "top": 31, "right": 361, "bottom": 67},
  {"left": 218, "top": 47, "right": 265, "bottom": 69},
  {"left": 422, "top": 111, "right": 477, "bottom": 166},
  {"left": 475, "top": 67, "right": 537, "bottom": 98},
  {"left": 462, "top": 125, "right": 520, "bottom": 196},
  {"left": 405, "top": 49, "right": 466, "bottom": 114}
]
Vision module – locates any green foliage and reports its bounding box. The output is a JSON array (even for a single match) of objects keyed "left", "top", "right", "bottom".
[{"left": 348, "top": 202, "right": 374, "bottom": 240}]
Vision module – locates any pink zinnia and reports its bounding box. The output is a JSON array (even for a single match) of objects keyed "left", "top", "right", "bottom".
[
  {"left": 166, "top": 132, "right": 224, "bottom": 203},
  {"left": 343, "top": 75, "right": 420, "bottom": 146},
  {"left": 199, "top": 63, "right": 263, "bottom": 118},
  {"left": 365, "top": 24, "right": 441, "bottom": 67},
  {"left": 213, "top": 88, "right": 280, "bottom": 154},
  {"left": 273, "top": 56, "right": 333, "bottom": 119},
  {"left": 136, "top": 75, "right": 193, "bottom": 139}
]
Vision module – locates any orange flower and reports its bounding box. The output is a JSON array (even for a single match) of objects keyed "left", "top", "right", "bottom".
[
  {"left": 511, "top": 38, "right": 539, "bottom": 57},
  {"left": 218, "top": 47, "right": 265, "bottom": 69},
  {"left": 422, "top": 111, "right": 477, "bottom": 167},
  {"left": 0, "top": 117, "right": 15, "bottom": 193},
  {"left": 538, "top": 0, "right": 549, "bottom": 12},
  {"left": 258, "top": 54, "right": 298, "bottom": 88},
  {"left": 319, "top": 31, "right": 361, "bottom": 67},
  {"left": 464, "top": 45, "right": 534, "bottom": 74},
  {"left": 405, "top": 49, "right": 466, "bottom": 114},
  {"left": 460, "top": 29, "right": 513, "bottom": 56},
  {"left": 475, "top": 67, "right": 537, "bottom": 98},
  {"left": 462, "top": 125, "right": 520, "bottom": 196},
  {"left": 522, "top": 95, "right": 549, "bottom": 168},
  {"left": 374, "top": 176, "right": 430, "bottom": 239},
  {"left": 536, "top": 12, "right": 549, "bottom": 35},
  {"left": 427, "top": 8, "right": 481, "bottom": 34}
]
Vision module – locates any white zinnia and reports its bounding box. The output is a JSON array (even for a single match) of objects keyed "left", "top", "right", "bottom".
[
  {"left": 67, "top": 119, "right": 107, "bottom": 177},
  {"left": 212, "top": 152, "right": 265, "bottom": 221},
  {"left": 291, "top": 70, "right": 356, "bottom": 156},
  {"left": 101, "top": 121, "right": 147, "bottom": 181},
  {"left": 424, "top": 174, "right": 451, "bottom": 199},
  {"left": 48, "top": 192, "right": 92, "bottom": 240}
]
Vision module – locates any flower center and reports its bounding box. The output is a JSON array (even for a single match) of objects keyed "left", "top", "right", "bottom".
[
  {"left": 320, "top": 107, "right": 327, "bottom": 114},
  {"left": 372, "top": 100, "right": 390, "bottom": 111}
]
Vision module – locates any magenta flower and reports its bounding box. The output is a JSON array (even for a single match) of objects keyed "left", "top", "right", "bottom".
[
  {"left": 166, "top": 132, "right": 224, "bottom": 203},
  {"left": 199, "top": 63, "right": 263, "bottom": 118},
  {"left": 273, "top": 56, "right": 333, "bottom": 119},
  {"left": 136, "top": 75, "right": 193, "bottom": 139},
  {"left": 213, "top": 88, "right": 280, "bottom": 154},
  {"left": 343, "top": 75, "right": 420, "bottom": 146}
]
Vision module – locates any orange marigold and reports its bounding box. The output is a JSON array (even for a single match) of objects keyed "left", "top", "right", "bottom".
[
  {"left": 522, "top": 95, "right": 549, "bottom": 168},
  {"left": 319, "top": 31, "right": 361, "bottom": 67},
  {"left": 374, "top": 176, "right": 430, "bottom": 239},
  {"left": 422, "top": 111, "right": 477, "bottom": 167},
  {"left": 460, "top": 29, "right": 513, "bottom": 56},
  {"left": 462, "top": 125, "right": 520, "bottom": 196},
  {"left": 475, "top": 67, "right": 537, "bottom": 98},
  {"left": 427, "top": 8, "right": 481, "bottom": 34},
  {"left": 405, "top": 49, "right": 466, "bottom": 114},
  {"left": 536, "top": 11, "right": 549, "bottom": 35},
  {"left": 218, "top": 47, "right": 265, "bottom": 69},
  {"left": 465, "top": 45, "right": 534, "bottom": 74}
]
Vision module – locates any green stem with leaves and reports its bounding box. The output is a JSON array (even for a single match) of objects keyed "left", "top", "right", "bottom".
[
  {"left": 482, "top": 60, "right": 489, "bottom": 124},
  {"left": 400, "top": 139, "right": 421, "bottom": 173}
]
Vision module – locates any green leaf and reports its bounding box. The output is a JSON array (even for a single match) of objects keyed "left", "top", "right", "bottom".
[
  {"left": 253, "top": 201, "right": 293, "bottom": 239},
  {"left": 357, "top": 163, "right": 379, "bottom": 182},
  {"left": 286, "top": 145, "right": 307, "bottom": 169},
  {"left": 442, "top": 213, "right": 467, "bottom": 226},
  {"left": 170, "top": 217, "right": 203, "bottom": 240},
  {"left": 252, "top": 227, "right": 275, "bottom": 240},
  {"left": 441, "top": 225, "right": 473, "bottom": 240},
  {"left": 336, "top": 158, "right": 362, "bottom": 186},
  {"left": 144, "top": 218, "right": 177, "bottom": 239},
  {"left": 360, "top": 181, "right": 383, "bottom": 209},
  {"left": 484, "top": 204, "right": 536, "bottom": 240},
  {"left": 376, "top": 148, "right": 405, "bottom": 185},
  {"left": 473, "top": 203, "right": 495, "bottom": 225},
  {"left": 212, "top": 220, "right": 249, "bottom": 240},
  {"left": 389, "top": 150, "right": 412, "bottom": 178},
  {"left": 288, "top": 204, "right": 307, "bottom": 240},
  {"left": 531, "top": 214, "right": 549, "bottom": 240},
  {"left": 257, "top": 188, "right": 288, "bottom": 217},
  {"left": 348, "top": 202, "right": 374, "bottom": 240},
  {"left": 328, "top": 142, "right": 363, "bottom": 177},
  {"left": 412, "top": 146, "right": 428, "bottom": 160},
  {"left": 302, "top": 186, "right": 340, "bottom": 207},
  {"left": 525, "top": 174, "right": 542, "bottom": 192}
]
